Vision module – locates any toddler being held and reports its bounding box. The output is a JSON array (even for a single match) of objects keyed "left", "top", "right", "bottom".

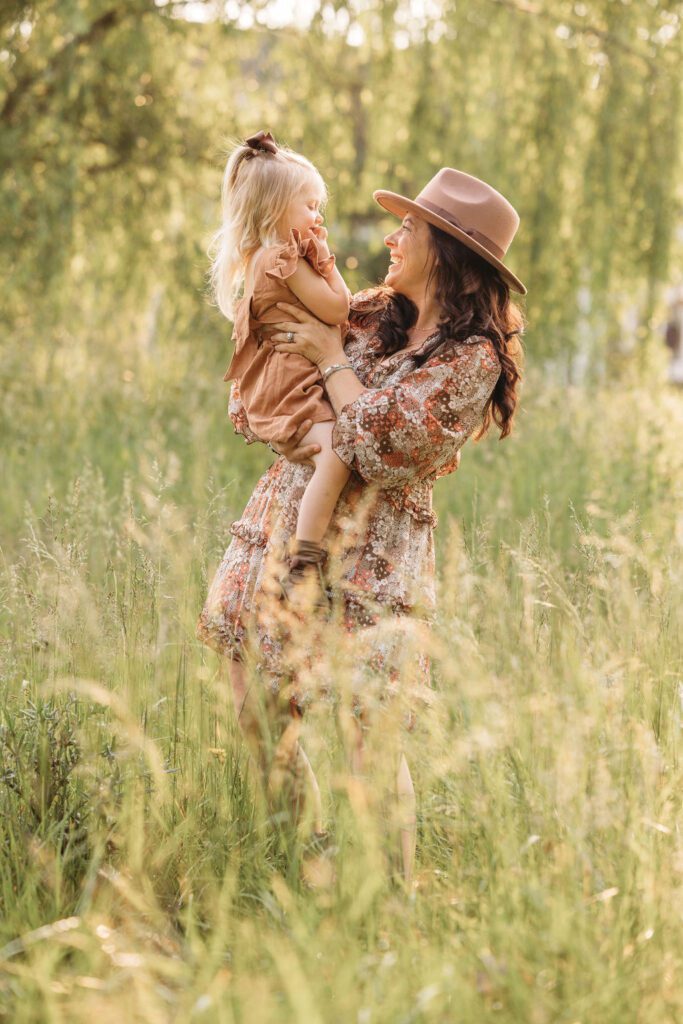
[{"left": 209, "top": 129, "right": 351, "bottom": 603}]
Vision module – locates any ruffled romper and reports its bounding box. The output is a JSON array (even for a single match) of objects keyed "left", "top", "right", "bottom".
[{"left": 223, "top": 229, "right": 339, "bottom": 445}]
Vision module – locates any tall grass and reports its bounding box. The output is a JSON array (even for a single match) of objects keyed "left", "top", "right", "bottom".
[{"left": 1, "top": 328, "right": 682, "bottom": 1022}]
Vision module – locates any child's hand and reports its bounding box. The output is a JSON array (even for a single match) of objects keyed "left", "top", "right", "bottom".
[
  {"left": 310, "top": 224, "right": 328, "bottom": 243},
  {"left": 310, "top": 224, "right": 331, "bottom": 253}
]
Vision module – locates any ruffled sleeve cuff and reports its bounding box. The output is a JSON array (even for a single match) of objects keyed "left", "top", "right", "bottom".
[
  {"left": 265, "top": 228, "right": 337, "bottom": 282},
  {"left": 331, "top": 392, "right": 410, "bottom": 484},
  {"left": 265, "top": 229, "right": 301, "bottom": 282},
  {"left": 299, "top": 233, "right": 337, "bottom": 280}
]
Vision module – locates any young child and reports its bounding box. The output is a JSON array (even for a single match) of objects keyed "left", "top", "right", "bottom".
[{"left": 208, "top": 129, "right": 351, "bottom": 600}]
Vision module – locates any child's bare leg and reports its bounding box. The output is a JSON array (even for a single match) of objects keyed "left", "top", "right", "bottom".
[{"left": 295, "top": 421, "right": 350, "bottom": 544}]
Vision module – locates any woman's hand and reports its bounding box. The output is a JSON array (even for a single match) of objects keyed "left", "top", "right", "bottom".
[
  {"left": 270, "top": 419, "right": 322, "bottom": 466},
  {"left": 270, "top": 303, "right": 346, "bottom": 370}
]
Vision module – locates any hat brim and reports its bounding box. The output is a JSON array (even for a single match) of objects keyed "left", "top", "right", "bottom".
[{"left": 373, "top": 189, "right": 527, "bottom": 296}]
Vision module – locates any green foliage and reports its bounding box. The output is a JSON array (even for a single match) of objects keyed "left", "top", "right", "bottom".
[
  {"left": 2, "top": 3, "right": 683, "bottom": 1018},
  {"left": 2, "top": 0, "right": 682, "bottom": 360},
  {"left": 1, "top": 313, "right": 683, "bottom": 1018}
]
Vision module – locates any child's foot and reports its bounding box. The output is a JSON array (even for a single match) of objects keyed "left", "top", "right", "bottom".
[{"left": 280, "top": 540, "right": 331, "bottom": 610}]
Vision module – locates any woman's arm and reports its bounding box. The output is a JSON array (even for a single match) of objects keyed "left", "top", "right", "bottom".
[
  {"left": 270, "top": 419, "right": 324, "bottom": 465},
  {"left": 272, "top": 303, "right": 501, "bottom": 487},
  {"left": 228, "top": 380, "right": 260, "bottom": 444},
  {"left": 271, "top": 302, "right": 367, "bottom": 412},
  {"left": 322, "top": 364, "right": 368, "bottom": 414}
]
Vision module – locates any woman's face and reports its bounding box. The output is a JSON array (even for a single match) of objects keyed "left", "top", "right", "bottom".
[{"left": 383, "top": 214, "right": 435, "bottom": 298}]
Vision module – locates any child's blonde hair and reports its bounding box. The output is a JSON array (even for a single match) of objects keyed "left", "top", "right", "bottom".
[{"left": 208, "top": 135, "right": 327, "bottom": 319}]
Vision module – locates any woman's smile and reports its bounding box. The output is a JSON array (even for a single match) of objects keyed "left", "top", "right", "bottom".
[
  {"left": 385, "top": 252, "right": 404, "bottom": 283},
  {"left": 383, "top": 215, "right": 432, "bottom": 295}
]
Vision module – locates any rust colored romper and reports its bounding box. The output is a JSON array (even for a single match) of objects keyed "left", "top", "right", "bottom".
[{"left": 222, "top": 228, "right": 339, "bottom": 446}]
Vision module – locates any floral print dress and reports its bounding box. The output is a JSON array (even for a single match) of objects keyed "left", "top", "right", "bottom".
[{"left": 196, "top": 293, "right": 501, "bottom": 714}]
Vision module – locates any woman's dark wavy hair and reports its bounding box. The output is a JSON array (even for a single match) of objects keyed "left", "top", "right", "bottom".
[{"left": 351, "top": 224, "right": 525, "bottom": 439}]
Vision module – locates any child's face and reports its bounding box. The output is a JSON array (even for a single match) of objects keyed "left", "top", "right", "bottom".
[{"left": 282, "top": 178, "right": 325, "bottom": 239}]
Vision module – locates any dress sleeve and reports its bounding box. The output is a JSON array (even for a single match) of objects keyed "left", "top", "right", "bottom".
[
  {"left": 265, "top": 228, "right": 336, "bottom": 282},
  {"left": 331, "top": 338, "right": 501, "bottom": 487},
  {"left": 228, "top": 379, "right": 260, "bottom": 445}
]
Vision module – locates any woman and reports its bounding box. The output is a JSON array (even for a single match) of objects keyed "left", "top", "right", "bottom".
[{"left": 197, "top": 167, "right": 526, "bottom": 887}]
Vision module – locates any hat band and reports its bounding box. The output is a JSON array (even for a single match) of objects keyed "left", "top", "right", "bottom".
[{"left": 417, "top": 199, "right": 505, "bottom": 260}]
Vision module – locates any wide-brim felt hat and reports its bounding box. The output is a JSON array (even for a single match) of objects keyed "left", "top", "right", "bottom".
[{"left": 373, "top": 167, "right": 526, "bottom": 295}]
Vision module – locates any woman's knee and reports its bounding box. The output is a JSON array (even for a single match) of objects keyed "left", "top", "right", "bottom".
[
  {"left": 227, "top": 658, "right": 248, "bottom": 716},
  {"left": 396, "top": 751, "right": 415, "bottom": 800},
  {"left": 227, "top": 658, "right": 266, "bottom": 741}
]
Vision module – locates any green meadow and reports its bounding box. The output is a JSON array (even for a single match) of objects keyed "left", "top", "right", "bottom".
[
  {"left": 3, "top": 0, "right": 683, "bottom": 1019},
  {"left": 2, "top": 332, "right": 682, "bottom": 1020}
]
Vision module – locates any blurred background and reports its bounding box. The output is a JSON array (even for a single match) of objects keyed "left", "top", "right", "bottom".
[
  {"left": 3, "top": 6, "right": 683, "bottom": 1018},
  {"left": 2, "top": 0, "right": 683, "bottom": 553},
  {"left": 2, "top": 1, "right": 682, "bottom": 544}
]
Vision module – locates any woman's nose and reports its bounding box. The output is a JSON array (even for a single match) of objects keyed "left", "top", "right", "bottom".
[
  {"left": 384, "top": 232, "right": 396, "bottom": 247},
  {"left": 315, "top": 212, "right": 324, "bottom": 224}
]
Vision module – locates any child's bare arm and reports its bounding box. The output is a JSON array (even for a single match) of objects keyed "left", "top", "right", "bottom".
[{"left": 287, "top": 259, "right": 350, "bottom": 325}]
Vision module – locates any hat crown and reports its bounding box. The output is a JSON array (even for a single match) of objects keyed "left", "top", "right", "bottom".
[
  {"left": 372, "top": 165, "right": 526, "bottom": 293},
  {"left": 416, "top": 168, "right": 520, "bottom": 256}
]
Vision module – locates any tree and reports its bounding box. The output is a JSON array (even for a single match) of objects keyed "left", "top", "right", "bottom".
[{"left": 3, "top": 0, "right": 682, "bottom": 369}]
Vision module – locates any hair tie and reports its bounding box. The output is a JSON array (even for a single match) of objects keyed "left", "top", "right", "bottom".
[{"left": 244, "top": 129, "right": 278, "bottom": 157}]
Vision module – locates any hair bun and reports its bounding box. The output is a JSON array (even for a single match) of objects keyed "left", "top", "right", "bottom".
[{"left": 245, "top": 129, "right": 278, "bottom": 155}]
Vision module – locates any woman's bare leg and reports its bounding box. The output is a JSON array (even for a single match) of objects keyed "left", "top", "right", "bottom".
[
  {"left": 345, "top": 702, "right": 366, "bottom": 777},
  {"left": 344, "top": 698, "right": 417, "bottom": 887},
  {"left": 396, "top": 751, "right": 417, "bottom": 888},
  {"left": 268, "top": 711, "right": 328, "bottom": 834},
  {"left": 226, "top": 661, "right": 323, "bottom": 832},
  {"left": 228, "top": 658, "right": 269, "bottom": 783},
  {"left": 297, "top": 743, "right": 324, "bottom": 834},
  {"left": 266, "top": 703, "right": 305, "bottom": 824}
]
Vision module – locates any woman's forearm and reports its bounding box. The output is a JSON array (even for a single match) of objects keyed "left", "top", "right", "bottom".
[
  {"left": 271, "top": 303, "right": 368, "bottom": 415},
  {"left": 318, "top": 357, "right": 368, "bottom": 416}
]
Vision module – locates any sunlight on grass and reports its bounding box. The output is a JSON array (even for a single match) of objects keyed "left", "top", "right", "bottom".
[{"left": 1, "top": 346, "right": 682, "bottom": 1022}]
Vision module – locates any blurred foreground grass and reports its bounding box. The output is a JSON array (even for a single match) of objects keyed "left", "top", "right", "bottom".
[{"left": 1, "top": 336, "right": 682, "bottom": 1022}]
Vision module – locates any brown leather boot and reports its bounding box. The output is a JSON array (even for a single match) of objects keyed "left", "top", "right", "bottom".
[{"left": 280, "top": 540, "right": 331, "bottom": 609}]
